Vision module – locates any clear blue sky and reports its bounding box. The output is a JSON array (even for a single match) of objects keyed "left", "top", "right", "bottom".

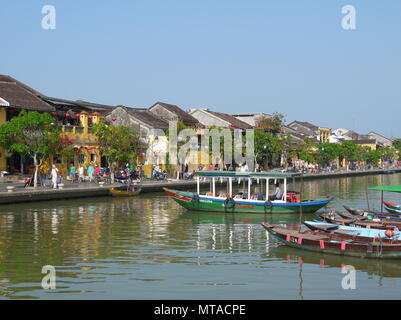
[{"left": 1, "top": 0, "right": 400, "bottom": 137}]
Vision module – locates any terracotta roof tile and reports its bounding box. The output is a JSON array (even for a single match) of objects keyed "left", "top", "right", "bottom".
[
  {"left": 207, "top": 110, "right": 254, "bottom": 129},
  {"left": 0, "top": 81, "right": 54, "bottom": 112}
]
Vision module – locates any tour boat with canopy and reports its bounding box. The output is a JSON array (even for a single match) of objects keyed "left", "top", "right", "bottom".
[{"left": 163, "top": 171, "right": 333, "bottom": 214}]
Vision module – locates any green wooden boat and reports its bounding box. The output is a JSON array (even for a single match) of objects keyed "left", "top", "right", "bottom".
[{"left": 164, "top": 171, "right": 333, "bottom": 214}]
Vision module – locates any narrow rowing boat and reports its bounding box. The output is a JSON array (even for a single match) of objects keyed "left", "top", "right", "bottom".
[
  {"left": 316, "top": 211, "right": 401, "bottom": 230},
  {"left": 343, "top": 205, "right": 401, "bottom": 220},
  {"left": 261, "top": 222, "right": 401, "bottom": 259},
  {"left": 109, "top": 186, "right": 141, "bottom": 197},
  {"left": 383, "top": 201, "right": 401, "bottom": 210},
  {"left": 303, "top": 220, "right": 401, "bottom": 243},
  {"left": 384, "top": 205, "right": 401, "bottom": 215}
]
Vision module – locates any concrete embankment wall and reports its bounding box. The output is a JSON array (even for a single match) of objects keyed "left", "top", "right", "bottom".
[
  {"left": 0, "top": 181, "right": 212, "bottom": 205},
  {"left": 299, "top": 169, "right": 401, "bottom": 181},
  {"left": 0, "top": 169, "right": 400, "bottom": 204}
]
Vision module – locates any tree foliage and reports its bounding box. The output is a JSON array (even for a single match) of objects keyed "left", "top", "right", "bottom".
[
  {"left": 0, "top": 111, "right": 63, "bottom": 187},
  {"left": 298, "top": 137, "right": 316, "bottom": 164},
  {"left": 316, "top": 143, "right": 341, "bottom": 167},
  {"left": 93, "top": 122, "right": 141, "bottom": 172},
  {"left": 339, "top": 141, "right": 358, "bottom": 162},
  {"left": 254, "top": 130, "right": 282, "bottom": 168},
  {"left": 255, "top": 113, "right": 284, "bottom": 135}
]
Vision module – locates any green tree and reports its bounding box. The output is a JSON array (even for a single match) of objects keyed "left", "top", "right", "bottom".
[
  {"left": 280, "top": 134, "right": 297, "bottom": 168},
  {"left": 57, "top": 134, "right": 75, "bottom": 166},
  {"left": 354, "top": 145, "right": 368, "bottom": 165},
  {"left": 254, "top": 130, "right": 282, "bottom": 169},
  {"left": 0, "top": 111, "right": 62, "bottom": 187},
  {"left": 298, "top": 137, "right": 316, "bottom": 164},
  {"left": 365, "top": 149, "right": 381, "bottom": 166},
  {"left": 392, "top": 141, "right": 401, "bottom": 160},
  {"left": 255, "top": 113, "right": 285, "bottom": 135},
  {"left": 339, "top": 141, "right": 357, "bottom": 167},
  {"left": 166, "top": 120, "right": 194, "bottom": 172},
  {"left": 316, "top": 143, "right": 341, "bottom": 167},
  {"left": 93, "top": 122, "right": 141, "bottom": 181},
  {"left": 379, "top": 147, "right": 396, "bottom": 163}
]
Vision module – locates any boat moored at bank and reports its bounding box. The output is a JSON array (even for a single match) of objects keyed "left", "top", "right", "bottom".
[{"left": 164, "top": 171, "right": 333, "bottom": 214}]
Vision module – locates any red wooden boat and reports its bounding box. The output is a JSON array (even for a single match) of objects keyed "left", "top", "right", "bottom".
[
  {"left": 316, "top": 211, "right": 401, "bottom": 230},
  {"left": 383, "top": 201, "right": 401, "bottom": 209},
  {"left": 261, "top": 222, "right": 401, "bottom": 259}
]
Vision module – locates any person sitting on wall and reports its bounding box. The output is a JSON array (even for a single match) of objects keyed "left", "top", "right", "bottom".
[{"left": 269, "top": 183, "right": 283, "bottom": 201}]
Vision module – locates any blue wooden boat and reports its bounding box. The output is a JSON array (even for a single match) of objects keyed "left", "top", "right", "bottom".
[
  {"left": 384, "top": 205, "right": 401, "bottom": 215},
  {"left": 344, "top": 205, "right": 401, "bottom": 220},
  {"left": 316, "top": 211, "right": 401, "bottom": 230},
  {"left": 303, "top": 220, "right": 401, "bottom": 242}
]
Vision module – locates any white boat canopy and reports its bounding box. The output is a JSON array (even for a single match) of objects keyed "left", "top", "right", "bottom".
[
  {"left": 193, "top": 170, "right": 301, "bottom": 179},
  {"left": 193, "top": 171, "right": 301, "bottom": 201}
]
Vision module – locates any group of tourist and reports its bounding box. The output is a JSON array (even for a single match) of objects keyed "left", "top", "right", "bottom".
[
  {"left": 68, "top": 163, "right": 101, "bottom": 183},
  {"left": 49, "top": 163, "right": 106, "bottom": 189}
]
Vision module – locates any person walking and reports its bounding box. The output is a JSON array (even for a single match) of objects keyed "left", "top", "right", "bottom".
[
  {"left": 130, "top": 162, "right": 136, "bottom": 176},
  {"left": 69, "top": 163, "right": 75, "bottom": 183},
  {"left": 51, "top": 164, "right": 59, "bottom": 189},
  {"left": 94, "top": 164, "right": 100, "bottom": 177},
  {"left": 87, "top": 163, "right": 94, "bottom": 183},
  {"left": 78, "top": 165, "right": 85, "bottom": 183}
]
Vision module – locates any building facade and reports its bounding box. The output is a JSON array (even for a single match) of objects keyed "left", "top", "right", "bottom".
[{"left": 0, "top": 75, "right": 55, "bottom": 173}]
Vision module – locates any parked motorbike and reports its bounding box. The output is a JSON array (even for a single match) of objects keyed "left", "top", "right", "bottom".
[
  {"left": 114, "top": 171, "right": 140, "bottom": 184},
  {"left": 152, "top": 170, "right": 167, "bottom": 181},
  {"left": 183, "top": 172, "right": 193, "bottom": 180}
]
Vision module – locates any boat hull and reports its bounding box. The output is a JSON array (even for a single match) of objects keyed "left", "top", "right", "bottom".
[
  {"left": 303, "top": 220, "right": 401, "bottom": 243},
  {"left": 261, "top": 223, "right": 401, "bottom": 259},
  {"left": 109, "top": 187, "right": 141, "bottom": 197},
  {"left": 344, "top": 205, "right": 401, "bottom": 220},
  {"left": 164, "top": 188, "right": 332, "bottom": 214},
  {"left": 316, "top": 212, "right": 401, "bottom": 230}
]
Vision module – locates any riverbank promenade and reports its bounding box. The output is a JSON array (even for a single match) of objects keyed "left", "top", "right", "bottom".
[{"left": 0, "top": 167, "right": 400, "bottom": 205}]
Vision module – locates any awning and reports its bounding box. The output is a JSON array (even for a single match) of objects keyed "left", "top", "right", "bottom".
[
  {"left": 368, "top": 185, "right": 401, "bottom": 193},
  {"left": 194, "top": 171, "right": 301, "bottom": 179}
]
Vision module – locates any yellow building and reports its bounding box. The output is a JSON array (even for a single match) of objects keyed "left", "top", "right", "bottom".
[
  {"left": 318, "top": 127, "right": 332, "bottom": 144},
  {"left": 41, "top": 97, "right": 117, "bottom": 174},
  {"left": 0, "top": 75, "right": 56, "bottom": 173}
]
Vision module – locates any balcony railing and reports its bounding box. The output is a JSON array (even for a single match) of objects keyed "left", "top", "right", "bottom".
[
  {"left": 63, "top": 126, "right": 74, "bottom": 133},
  {"left": 61, "top": 125, "right": 93, "bottom": 136},
  {"left": 75, "top": 126, "right": 84, "bottom": 134}
]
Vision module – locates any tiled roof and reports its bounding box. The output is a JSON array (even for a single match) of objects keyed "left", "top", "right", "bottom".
[
  {"left": 206, "top": 110, "right": 254, "bottom": 129},
  {"left": 42, "top": 96, "right": 115, "bottom": 114},
  {"left": 0, "top": 75, "right": 44, "bottom": 96},
  {"left": 350, "top": 139, "right": 377, "bottom": 145},
  {"left": 126, "top": 108, "right": 169, "bottom": 129},
  {"left": 293, "top": 121, "right": 319, "bottom": 130},
  {"left": 0, "top": 81, "right": 54, "bottom": 112},
  {"left": 150, "top": 102, "right": 198, "bottom": 123}
]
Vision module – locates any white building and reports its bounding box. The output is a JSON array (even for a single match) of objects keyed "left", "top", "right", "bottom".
[
  {"left": 329, "top": 128, "right": 353, "bottom": 143},
  {"left": 231, "top": 113, "right": 271, "bottom": 127}
]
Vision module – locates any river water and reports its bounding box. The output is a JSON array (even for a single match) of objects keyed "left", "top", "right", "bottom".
[{"left": 0, "top": 173, "right": 401, "bottom": 300}]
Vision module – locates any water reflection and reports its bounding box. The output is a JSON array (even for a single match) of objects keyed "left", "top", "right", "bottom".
[{"left": 0, "top": 173, "right": 400, "bottom": 299}]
